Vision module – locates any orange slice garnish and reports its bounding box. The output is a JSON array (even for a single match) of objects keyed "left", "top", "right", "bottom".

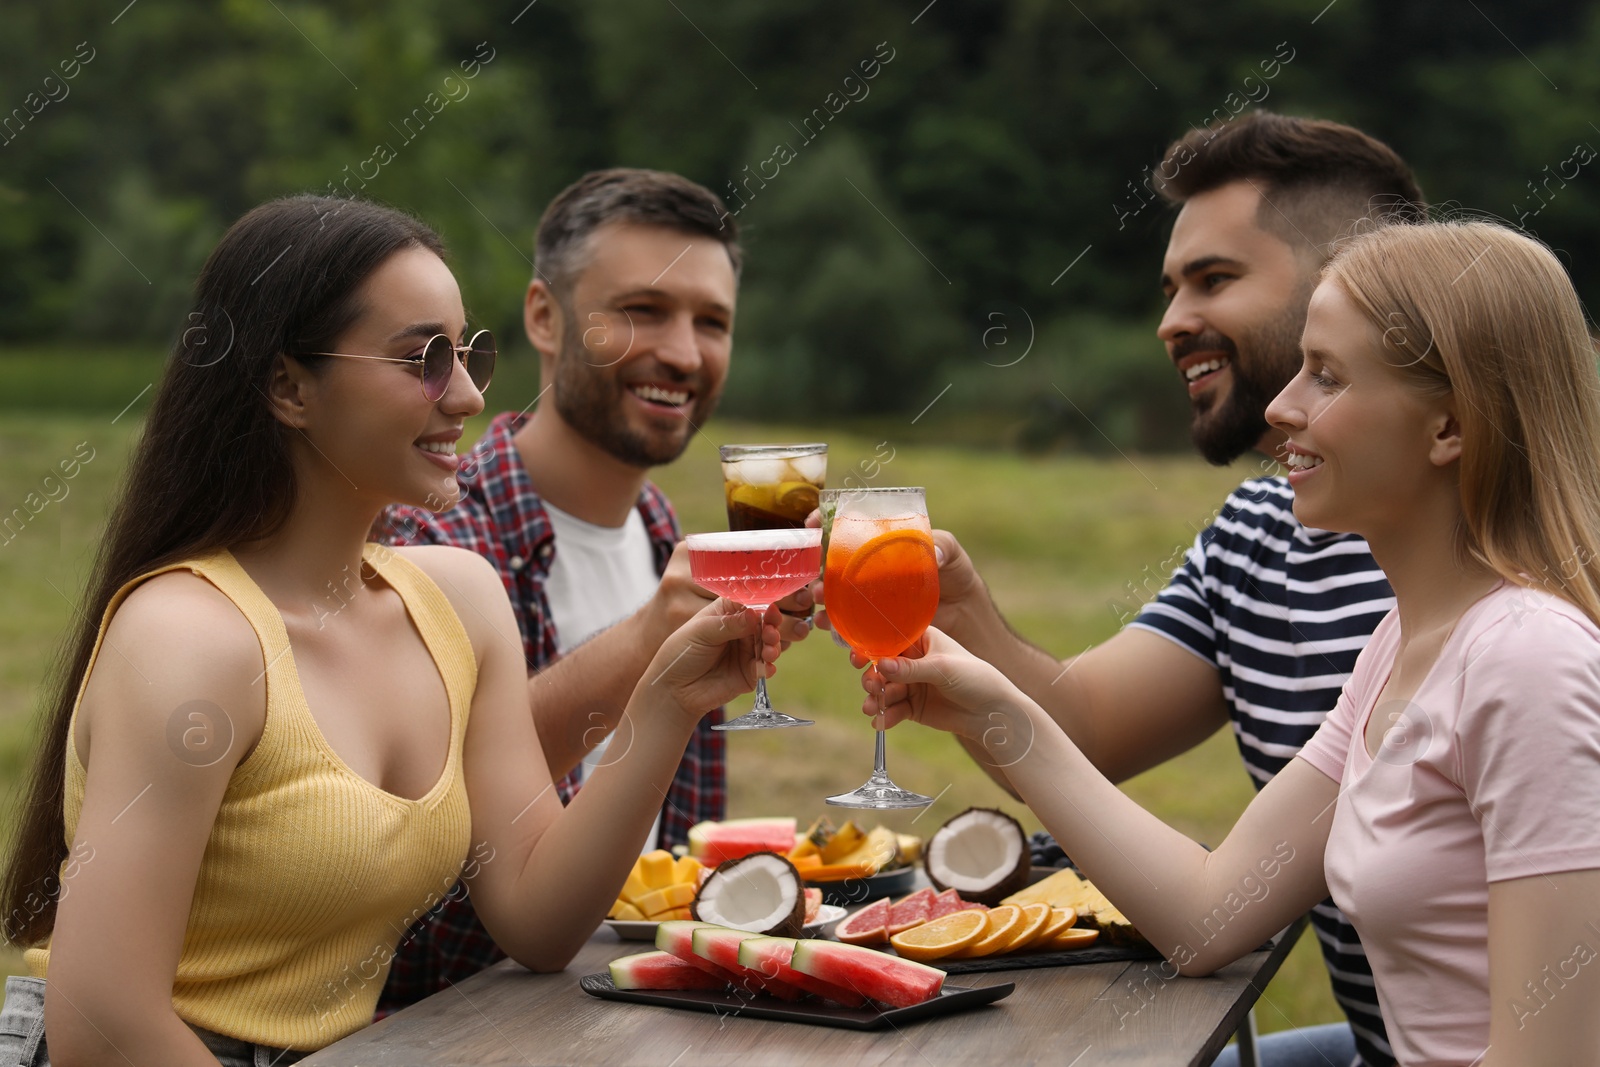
[
  {"left": 889, "top": 910, "right": 988, "bottom": 962},
  {"left": 840, "top": 528, "right": 937, "bottom": 589}
]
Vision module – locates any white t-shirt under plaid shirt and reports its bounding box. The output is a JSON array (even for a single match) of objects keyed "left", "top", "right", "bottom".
[{"left": 1129, "top": 476, "right": 1395, "bottom": 1067}]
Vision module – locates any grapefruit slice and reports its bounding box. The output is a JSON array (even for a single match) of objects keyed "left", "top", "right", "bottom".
[
  {"left": 790, "top": 939, "right": 946, "bottom": 1008},
  {"left": 833, "top": 898, "right": 890, "bottom": 944},
  {"left": 609, "top": 950, "right": 729, "bottom": 991},
  {"left": 886, "top": 888, "right": 937, "bottom": 934},
  {"left": 927, "top": 888, "right": 966, "bottom": 919},
  {"left": 890, "top": 910, "right": 989, "bottom": 962}
]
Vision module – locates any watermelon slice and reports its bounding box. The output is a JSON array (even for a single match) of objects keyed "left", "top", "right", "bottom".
[
  {"left": 737, "top": 937, "right": 868, "bottom": 1007},
  {"left": 655, "top": 920, "right": 745, "bottom": 988},
  {"left": 887, "top": 888, "right": 937, "bottom": 934},
  {"left": 609, "top": 950, "right": 729, "bottom": 991},
  {"left": 790, "top": 939, "right": 946, "bottom": 1008},
  {"left": 691, "top": 926, "right": 806, "bottom": 1001},
  {"left": 832, "top": 898, "right": 890, "bottom": 944},
  {"left": 688, "top": 818, "right": 798, "bottom": 867}
]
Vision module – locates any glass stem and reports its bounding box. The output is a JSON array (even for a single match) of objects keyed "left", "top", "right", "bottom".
[
  {"left": 751, "top": 676, "right": 773, "bottom": 712},
  {"left": 870, "top": 657, "right": 889, "bottom": 779}
]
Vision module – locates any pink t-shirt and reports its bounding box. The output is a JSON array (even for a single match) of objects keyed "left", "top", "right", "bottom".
[{"left": 1297, "top": 582, "right": 1600, "bottom": 1067}]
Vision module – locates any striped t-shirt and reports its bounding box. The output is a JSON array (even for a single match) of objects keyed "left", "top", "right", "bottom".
[{"left": 1129, "top": 476, "right": 1395, "bottom": 1067}]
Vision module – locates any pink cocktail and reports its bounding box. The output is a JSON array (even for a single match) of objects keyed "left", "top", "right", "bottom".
[
  {"left": 686, "top": 530, "right": 823, "bottom": 609},
  {"left": 684, "top": 528, "right": 822, "bottom": 729}
]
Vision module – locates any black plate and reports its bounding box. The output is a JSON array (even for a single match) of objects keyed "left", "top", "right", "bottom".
[
  {"left": 812, "top": 866, "right": 916, "bottom": 907},
  {"left": 579, "top": 974, "right": 1014, "bottom": 1030},
  {"left": 927, "top": 942, "right": 1163, "bottom": 973}
]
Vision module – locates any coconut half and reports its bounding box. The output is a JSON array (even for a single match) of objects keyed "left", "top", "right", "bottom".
[
  {"left": 924, "top": 807, "right": 1030, "bottom": 907},
  {"left": 690, "top": 851, "right": 806, "bottom": 937}
]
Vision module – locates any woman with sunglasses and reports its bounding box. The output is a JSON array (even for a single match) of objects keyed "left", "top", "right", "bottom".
[
  {"left": 0, "top": 195, "right": 781, "bottom": 1066},
  {"left": 861, "top": 221, "right": 1600, "bottom": 1066}
]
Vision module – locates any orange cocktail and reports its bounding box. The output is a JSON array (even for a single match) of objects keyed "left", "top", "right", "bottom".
[
  {"left": 823, "top": 519, "right": 939, "bottom": 660},
  {"left": 822, "top": 487, "right": 938, "bottom": 809}
]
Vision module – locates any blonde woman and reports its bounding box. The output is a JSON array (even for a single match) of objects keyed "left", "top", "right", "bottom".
[{"left": 865, "top": 221, "right": 1600, "bottom": 1066}]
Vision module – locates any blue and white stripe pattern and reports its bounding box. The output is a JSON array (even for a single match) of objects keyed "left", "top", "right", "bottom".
[{"left": 1130, "top": 476, "right": 1395, "bottom": 1067}]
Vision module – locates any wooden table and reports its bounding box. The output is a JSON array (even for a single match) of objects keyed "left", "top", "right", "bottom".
[{"left": 301, "top": 918, "right": 1306, "bottom": 1067}]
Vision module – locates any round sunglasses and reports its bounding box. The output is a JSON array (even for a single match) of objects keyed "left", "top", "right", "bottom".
[{"left": 306, "top": 329, "right": 496, "bottom": 402}]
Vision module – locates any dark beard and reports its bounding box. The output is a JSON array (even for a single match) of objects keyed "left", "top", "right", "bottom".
[
  {"left": 551, "top": 307, "right": 717, "bottom": 468},
  {"left": 1185, "top": 302, "right": 1306, "bottom": 466}
]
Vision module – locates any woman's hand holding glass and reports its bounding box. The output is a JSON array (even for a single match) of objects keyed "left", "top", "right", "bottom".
[
  {"left": 644, "top": 598, "right": 785, "bottom": 722},
  {"left": 860, "top": 626, "right": 1031, "bottom": 741}
]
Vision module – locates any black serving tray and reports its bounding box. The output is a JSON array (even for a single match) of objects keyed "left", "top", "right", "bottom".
[{"left": 579, "top": 973, "right": 1014, "bottom": 1030}]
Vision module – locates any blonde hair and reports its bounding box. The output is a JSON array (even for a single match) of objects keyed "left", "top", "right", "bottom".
[{"left": 1323, "top": 220, "right": 1600, "bottom": 624}]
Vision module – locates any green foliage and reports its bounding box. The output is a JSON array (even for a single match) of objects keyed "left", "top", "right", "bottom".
[{"left": 1, "top": 0, "right": 1597, "bottom": 437}]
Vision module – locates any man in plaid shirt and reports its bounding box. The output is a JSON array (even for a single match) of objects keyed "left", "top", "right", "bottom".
[{"left": 373, "top": 169, "right": 814, "bottom": 1010}]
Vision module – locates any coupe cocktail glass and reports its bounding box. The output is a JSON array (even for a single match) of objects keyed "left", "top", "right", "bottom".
[{"left": 685, "top": 527, "right": 823, "bottom": 730}]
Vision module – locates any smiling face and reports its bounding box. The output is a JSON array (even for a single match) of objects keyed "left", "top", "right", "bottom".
[
  {"left": 537, "top": 221, "right": 736, "bottom": 468},
  {"left": 285, "top": 245, "right": 485, "bottom": 511},
  {"left": 1265, "top": 279, "right": 1458, "bottom": 537},
  {"left": 1159, "top": 181, "right": 1319, "bottom": 465}
]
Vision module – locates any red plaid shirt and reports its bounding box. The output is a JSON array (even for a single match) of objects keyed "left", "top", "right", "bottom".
[{"left": 372, "top": 411, "right": 725, "bottom": 1012}]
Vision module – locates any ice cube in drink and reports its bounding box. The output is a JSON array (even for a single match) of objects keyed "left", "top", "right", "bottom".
[{"left": 720, "top": 443, "right": 827, "bottom": 531}]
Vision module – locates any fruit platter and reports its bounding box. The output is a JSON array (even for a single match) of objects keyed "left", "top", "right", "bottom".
[{"left": 583, "top": 919, "right": 1014, "bottom": 1030}]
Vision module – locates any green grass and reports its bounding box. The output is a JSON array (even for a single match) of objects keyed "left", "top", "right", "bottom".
[{"left": 0, "top": 404, "right": 1340, "bottom": 1032}]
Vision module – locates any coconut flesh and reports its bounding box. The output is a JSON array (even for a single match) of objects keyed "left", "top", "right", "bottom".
[
  {"left": 924, "top": 807, "right": 1030, "bottom": 907},
  {"left": 690, "top": 852, "right": 806, "bottom": 938}
]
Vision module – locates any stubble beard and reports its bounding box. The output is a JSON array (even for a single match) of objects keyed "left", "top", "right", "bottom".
[
  {"left": 551, "top": 305, "right": 718, "bottom": 468},
  {"left": 1189, "top": 297, "right": 1309, "bottom": 467}
]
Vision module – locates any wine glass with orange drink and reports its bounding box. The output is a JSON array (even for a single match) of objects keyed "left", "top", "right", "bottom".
[{"left": 821, "top": 487, "right": 938, "bottom": 808}]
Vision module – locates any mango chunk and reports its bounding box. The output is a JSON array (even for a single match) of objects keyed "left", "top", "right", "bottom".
[
  {"left": 636, "top": 882, "right": 697, "bottom": 918},
  {"left": 637, "top": 849, "right": 676, "bottom": 891}
]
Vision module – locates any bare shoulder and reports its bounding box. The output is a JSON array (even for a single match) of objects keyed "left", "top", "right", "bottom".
[
  {"left": 102, "top": 570, "right": 264, "bottom": 673},
  {"left": 389, "top": 544, "right": 512, "bottom": 642},
  {"left": 79, "top": 570, "right": 267, "bottom": 763}
]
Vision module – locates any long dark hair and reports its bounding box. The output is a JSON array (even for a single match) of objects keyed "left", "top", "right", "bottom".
[{"left": 2, "top": 195, "right": 445, "bottom": 946}]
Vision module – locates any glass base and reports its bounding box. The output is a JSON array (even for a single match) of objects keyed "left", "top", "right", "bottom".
[
  {"left": 714, "top": 711, "right": 816, "bottom": 731},
  {"left": 825, "top": 775, "right": 933, "bottom": 809}
]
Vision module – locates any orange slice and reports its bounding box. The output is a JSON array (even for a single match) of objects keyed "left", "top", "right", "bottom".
[
  {"left": 1037, "top": 907, "right": 1077, "bottom": 943},
  {"left": 1047, "top": 927, "right": 1101, "bottom": 951},
  {"left": 889, "top": 910, "right": 989, "bottom": 962},
  {"left": 999, "top": 902, "right": 1053, "bottom": 953},
  {"left": 840, "top": 528, "right": 937, "bottom": 588},
  {"left": 948, "top": 904, "right": 1023, "bottom": 958}
]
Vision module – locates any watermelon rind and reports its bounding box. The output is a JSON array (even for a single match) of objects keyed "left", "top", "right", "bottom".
[
  {"left": 610, "top": 950, "right": 728, "bottom": 991},
  {"left": 691, "top": 926, "right": 805, "bottom": 1001},
  {"left": 688, "top": 817, "right": 798, "bottom": 866},
  {"left": 737, "top": 936, "right": 868, "bottom": 1007},
  {"left": 790, "top": 939, "right": 945, "bottom": 1008}
]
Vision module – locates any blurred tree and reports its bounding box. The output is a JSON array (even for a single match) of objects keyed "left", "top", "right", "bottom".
[{"left": 1, "top": 0, "right": 1596, "bottom": 441}]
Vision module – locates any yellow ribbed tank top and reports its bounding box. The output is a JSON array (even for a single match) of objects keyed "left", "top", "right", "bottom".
[{"left": 26, "top": 545, "right": 476, "bottom": 1050}]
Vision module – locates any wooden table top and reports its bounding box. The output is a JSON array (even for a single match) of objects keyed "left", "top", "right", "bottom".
[{"left": 301, "top": 918, "right": 1306, "bottom": 1067}]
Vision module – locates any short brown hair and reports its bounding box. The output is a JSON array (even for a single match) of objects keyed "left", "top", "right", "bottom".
[
  {"left": 534, "top": 168, "right": 741, "bottom": 297},
  {"left": 1156, "top": 111, "right": 1426, "bottom": 260}
]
